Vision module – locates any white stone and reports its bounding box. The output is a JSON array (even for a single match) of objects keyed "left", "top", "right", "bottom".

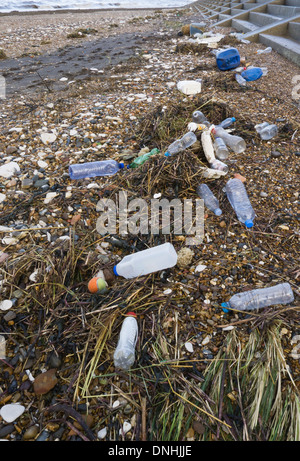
[
  {"left": 37, "top": 160, "right": 48, "bottom": 169},
  {"left": 2, "top": 237, "right": 18, "bottom": 245},
  {"left": 185, "top": 342, "right": 194, "bottom": 353},
  {"left": 195, "top": 264, "right": 207, "bottom": 273},
  {"left": 202, "top": 335, "right": 211, "bottom": 345},
  {"left": 222, "top": 326, "right": 235, "bottom": 331},
  {"left": 0, "top": 300, "right": 13, "bottom": 311},
  {"left": 44, "top": 192, "right": 58, "bottom": 204},
  {"left": 163, "top": 289, "right": 172, "bottom": 295},
  {"left": 121, "top": 421, "right": 132, "bottom": 435},
  {"left": 0, "top": 403, "right": 25, "bottom": 423},
  {"left": 0, "top": 193, "right": 6, "bottom": 203},
  {"left": 0, "top": 162, "right": 20, "bottom": 178},
  {"left": 41, "top": 132, "right": 57, "bottom": 145},
  {"left": 97, "top": 427, "right": 107, "bottom": 440}
]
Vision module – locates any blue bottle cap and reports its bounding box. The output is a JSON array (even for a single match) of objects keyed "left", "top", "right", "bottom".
[
  {"left": 221, "top": 302, "right": 229, "bottom": 313},
  {"left": 215, "top": 208, "right": 223, "bottom": 216},
  {"left": 232, "top": 117, "right": 236, "bottom": 122},
  {"left": 118, "top": 163, "right": 125, "bottom": 169},
  {"left": 245, "top": 219, "right": 254, "bottom": 228},
  {"left": 113, "top": 265, "right": 119, "bottom": 276},
  {"left": 164, "top": 152, "right": 170, "bottom": 157},
  {"left": 127, "top": 165, "right": 131, "bottom": 169}
]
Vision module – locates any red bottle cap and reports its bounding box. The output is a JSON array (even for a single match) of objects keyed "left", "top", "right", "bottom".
[{"left": 126, "top": 312, "right": 137, "bottom": 318}]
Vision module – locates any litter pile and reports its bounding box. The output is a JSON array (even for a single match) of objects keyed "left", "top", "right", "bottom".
[{"left": 0, "top": 7, "right": 299, "bottom": 442}]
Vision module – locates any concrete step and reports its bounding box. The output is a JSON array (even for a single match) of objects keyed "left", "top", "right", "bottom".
[
  {"left": 249, "top": 11, "right": 283, "bottom": 26},
  {"left": 259, "top": 32, "right": 300, "bottom": 64},
  {"left": 267, "top": 4, "right": 300, "bottom": 17},
  {"left": 288, "top": 20, "right": 300, "bottom": 39},
  {"left": 286, "top": 0, "right": 300, "bottom": 5},
  {"left": 232, "top": 18, "right": 260, "bottom": 31}
]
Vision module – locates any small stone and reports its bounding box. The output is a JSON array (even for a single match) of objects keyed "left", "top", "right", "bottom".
[
  {"left": 97, "top": 427, "right": 107, "bottom": 440},
  {"left": 41, "top": 132, "right": 57, "bottom": 145},
  {"left": 3, "top": 311, "right": 16, "bottom": 322},
  {"left": 271, "top": 150, "right": 281, "bottom": 158},
  {"left": 0, "top": 193, "right": 6, "bottom": 203},
  {"left": 294, "top": 152, "right": 300, "bottom": 157},
  {"left": 120, "top": 421, "right": 131, "bottom": 435},
  {"left": 33, "top": 368, "right": 58, "bottom": 395},
  {"left": 219, "top": 220, "right": 226, "bottom": 228},
  {"left": 201, "top": 335, "right": 211, "bottom": 345},
  {"left": 23, "top": 425, "right": 39, "bottom": 441},
  {"left": 177, "top": 247, "right": 194, "bottom": 269},
  {"left": 195, "top": 264, "right": 207, "bottom": 273},
  {"left": 21, "top": 178, "right": 33, "bottom": 189},
  {"left": 234, "top": 173, "right": 246, "bottom": 182},
  {"left": 37, "top": 160, "right": 48, "bottom": 169},
  {"left": 0, "top": 403, "right": 25, "bottom": 423},
  {"left": 6, "top": 146, "right": 18, "bottom": 155},
  {"left": 0, "top": 300, "right": 13, "bottom": 311},
  {"left": 0, "top": 162, "right": 20, "bottom": 179},
  {"left": 185, "top": 342, "right": 194, "bottom": 353},
  {"left": 260, "top": 191, "right": 268, "bottom": 197}
]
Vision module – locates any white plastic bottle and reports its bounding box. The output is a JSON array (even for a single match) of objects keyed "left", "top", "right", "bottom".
[
  {"left": 197, "top": 183, "right": 222, "bottom": 216},
  {"left": 225, "top": 178, "right": 255, "bottom": 228},
  {"left": 213, "top": 137, "right": 229, "bottom": 160},
  {"left": 114, "top": 313, "right": 138, "bottom": 370},
  {"left": 113, "top": 242, "right": 178, "bottom": 279},
  {"left": 221, "top": 283, "right": 294, "bottom": 312},
  {"left": 165, "top": 132, "right": 197, "bottom": 157},
  {"left": 201, "top": 130, "right": 215, "bottom": 164},
  {"left": 211, "top": 125, "right": 246, "bottom": 154}
]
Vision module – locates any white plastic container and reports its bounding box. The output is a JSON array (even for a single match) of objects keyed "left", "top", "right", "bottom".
[
  {"left": 113, "top": 242, "right": 178, "bottom": 279},
  {"left": 177, "top": 79, "right": 202, "bottom": 95},
  {"left": 201, "top": 130, "right": 216, "bottom": 164},
  {"left": 114, "top": 313, "right": 138, "bottom": 370}
]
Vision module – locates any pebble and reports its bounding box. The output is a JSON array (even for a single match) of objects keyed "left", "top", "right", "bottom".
[
  {"left": 294, "top": 152, "right": 300, "bottom": 157},
  {"left": 120, "top": 421, "right": 132, "bottom": 435},
  {"left": 21, "top": 178, "right": 33, "bottom": 189},
  {"left": 0, "top": 300, "right": 13, "bottom": 311},
  {"left": 0, "top": 424, "right": 15, "bottom": 438},
  {"left": 41, "top": 133, "right": 57, "bottom": 145},
  {"left": 195, "top": 264, "right": 207, "bottom": 273},
  {"left": 185, "top": 342, "right": 194, "bottom": 353},
  {"left": 6, "top": 146, "right": 18, "bottom": 155},
  {"left": 97, "top": 427, "right": 107, "bottom": 440},
  {"left": 0, "top": 403, "right": 25, "bottom": 423},
  {"left": 0, "top": 193, "right": 6, "bottom": 203},
  {"left": 260, "top": 191, "right": 268, "bottom": 197},
  {"left": 0, "top": 162, "right": 20, "bottom": 179},
  {"left": 271, "top": 150, "right": 281, "bottom": 158},
  {"left": 23, "top": 425, "right": 39, "bottom": 441},
  {"left": 33, "top": 368, "right": 58, "bottom": 395}
]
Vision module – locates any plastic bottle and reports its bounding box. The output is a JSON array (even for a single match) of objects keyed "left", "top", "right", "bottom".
[
  {"left": 128, "top": 148, "right": 159, "bottom": 169},
  {"left": 210, "top": 158, "right": 229, "bottom": 173},
  {"left": 192, "top": 110, "right": 210, "bottom": 126},
  {"left": 113, "top": 242, "right": 178, "bottom": 279},
  {"left": 114, "top": 313, "right": 138, "bottom": 370},
  {"left": 255, "top": 122, "right": 278, "bottom": 140},
  {"left": 211, "top": 125, "right": 246, "bottom": 154},
  {"left": 69, "top": 159, "right": 124, "bottom": 179},
  {"left": 256, "top": 47, "right": 272, "bottom": 54},
  {"left": 235, "top": 73, "right": 247, "bottom": 86},
  {"left": 213, "top": 137, "right": 229, "bottom": 160},
  {"left": 189, "top": 23, "right": 206, "bottom": 36},
  {"left": 201, "top": 130, "right": 216, "bottom": 165},
  {"left": 221, "top": 283, "right": 294, "bottom": 312},
  {"left": 219, "top": 117, "right": 236, "bottom": 129},
  {"left": 216, "top": 48, "right": 240, "bottom": 71},
  {"left": 197, "top": 183, "right": 222, "bottom": 216},
  {"left": 225, "top": 177, "right": 255, "bottom": 228},
  {"left": 241, "top": 67, "right": 263, "bottom": 82},
  {"left": 165, "top": 132, "right": 197, "bottom": 157}
]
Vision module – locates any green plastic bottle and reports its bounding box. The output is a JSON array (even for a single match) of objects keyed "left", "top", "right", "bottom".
[{"left": 128, "top": 148, "right": 159, "bottom": 169}]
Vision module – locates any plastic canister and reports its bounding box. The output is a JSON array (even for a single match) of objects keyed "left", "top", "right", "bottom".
[
  {"left": 241, "top": 67, "right": 263, "bottom": 82},
  {"left": 216, "top": 48, "right": 240, "bottom": 71}
]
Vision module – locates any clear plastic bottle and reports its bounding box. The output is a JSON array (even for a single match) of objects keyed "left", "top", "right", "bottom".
[
  {"left": 165, "top": 132, "right": 197, "bottom": 157},
  {"left": 255, "top": 122, "right": 278, "bottom": 140},
  {"left": 69, "top": 159, "right": 124, "bottom": 179},
  {"left": 114, "top": 313, "right": 138, "bottom": 370},
  {"left": 210, "top": 158, "right": 228, "bottom": 173},
  {"left": 235, "top": 73, "right": 247, "bottom": 86},
  {"left": 219, "top": 117, "right": 236, "bottom": 129},
  {"left": 113, "top": 242, "right": 178, "bottom": 279},
  {"left": 192, "top": 110, "right": 210, "bottom": 127},
  {"left": 211, "top": 125, "right": 246, "bottom": 154},
  {"left": 197, "top": 183, "right": 222, "bottom": 216},
  {"left": 213, "top": 137, "right": 229, "bottom": 160},
  {"left": 256, "top": 46, "right": 272, "bottom": 54},
  {"left": 225, "top": 177, "right": 255, "bottom": 228},
  {"left": 221, "top": 283, "right": 294, "bottom": 312}
]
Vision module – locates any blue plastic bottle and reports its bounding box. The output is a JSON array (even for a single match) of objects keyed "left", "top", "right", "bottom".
[
  {"left": 241, "top": 67, "right": 263, "bottom": 82},
  {"left": 69, "top": 160, "right": 124, "bottom": 179},
  {"left": 216, "top": 48, "right": 240, "bottom": 71},
  {"left": 219, "top": 117, "right": 236, "bottom": 129}
]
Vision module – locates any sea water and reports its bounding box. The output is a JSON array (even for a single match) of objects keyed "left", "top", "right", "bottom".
[{"left": 0, "top": 0, "right": 193, "bottom": 13}]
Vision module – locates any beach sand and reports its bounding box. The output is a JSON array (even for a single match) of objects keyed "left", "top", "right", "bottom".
[{"left": 0, "top": 2, "right": 299, "bottom": 442}]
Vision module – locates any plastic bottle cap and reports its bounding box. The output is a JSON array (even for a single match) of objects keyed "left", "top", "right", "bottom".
[
  {"left": 119, "top": 163, "right": 125, "bottom": 169},
  {"left": 164, "top": 152, "right": 170, "bottom": 157},
  {"left": 126, "top": 312, "right": 137, "bottom": 318},
  {"left": 221, "top": 302, "right": 229, "bottom": 313},
  {"left": 245, "top": 219, "right": 254, "bottom": 228},
  {"left": 127, "top": 165, "right": 131, "bottom": 169},
  {"left": 113, "top": 265, "right": 119, "bottom": 276},
  {"left": 215, "top": 208, "right": 223, "bottom": 216},
  {"left": 88, "top": 277, "right": 107, "bottom": 293},
  {"left": 232, "top": 117, "right": 236, "bottom": 122}
]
